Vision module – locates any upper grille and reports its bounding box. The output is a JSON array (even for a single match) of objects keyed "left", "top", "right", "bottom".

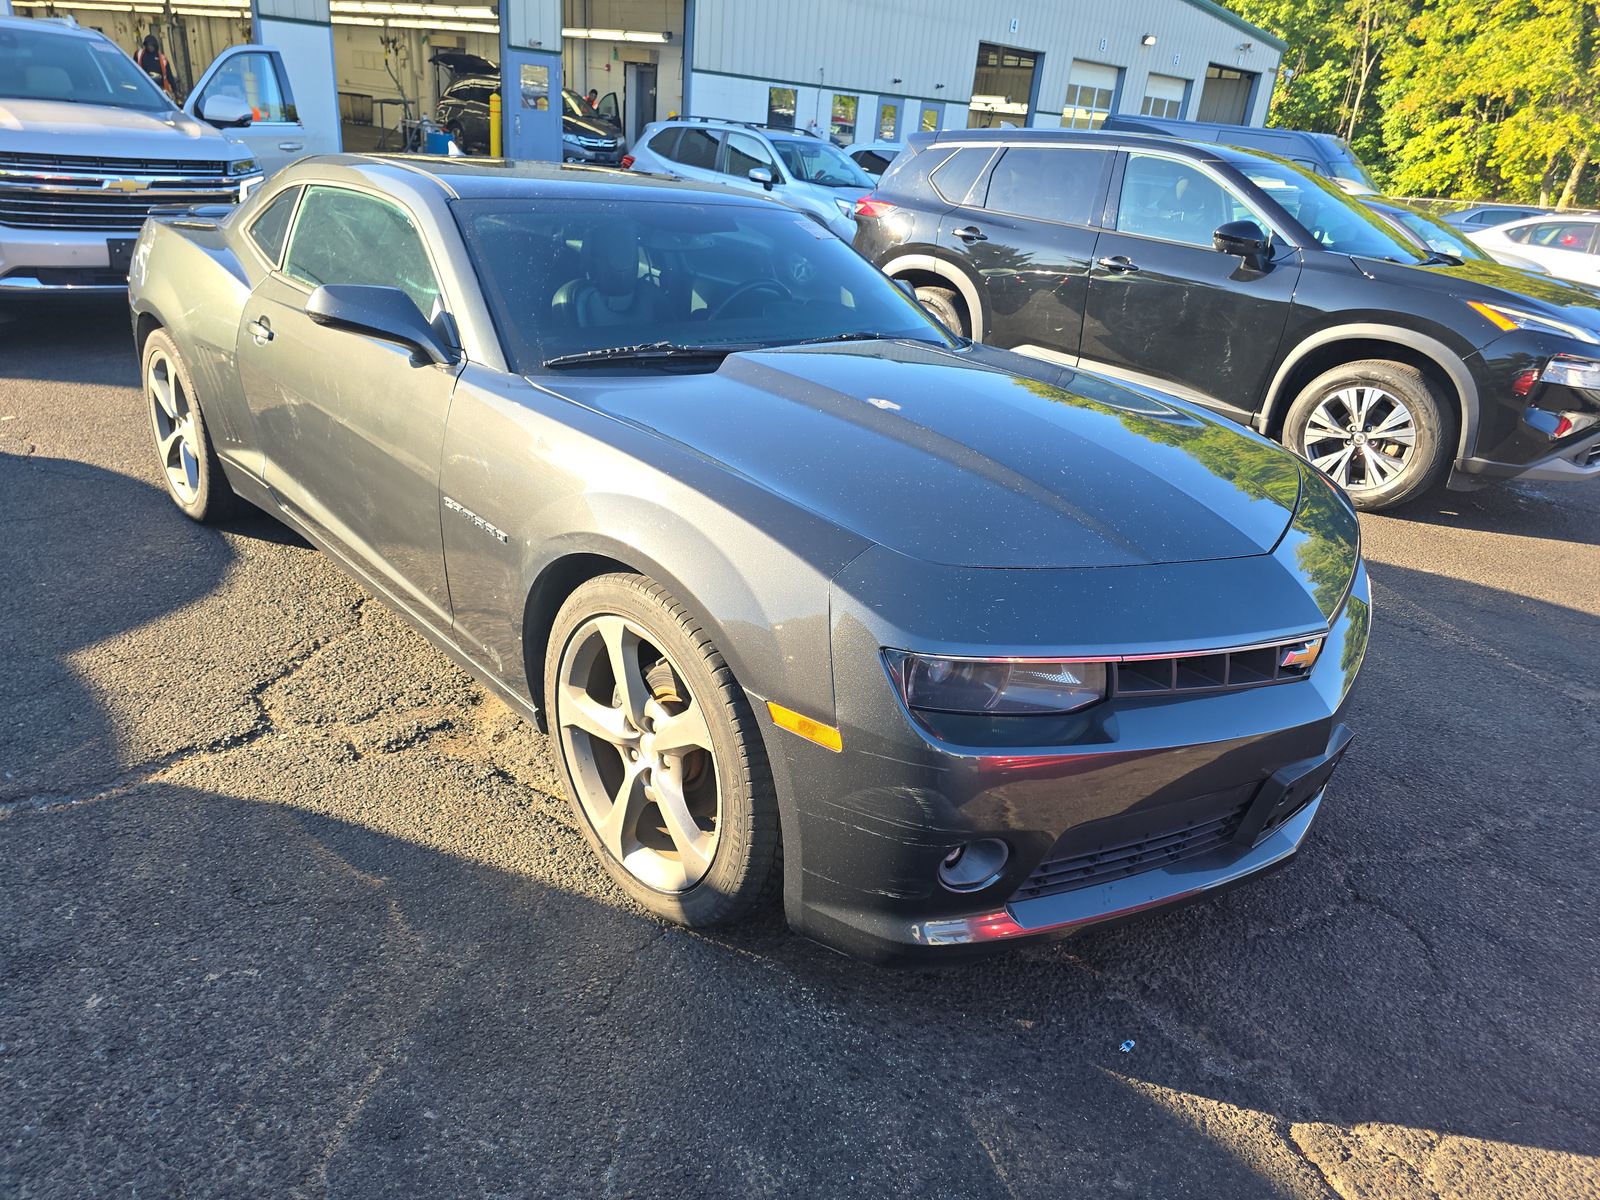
[
  {"left": 0, "top": 154, "right": 238, "bottom": 231},
  {"left": 1013, "top": 801, "right": 1251, "bottom": 902},
  {"left": 1111, "top": 636, "right": 1323, "bottom": 698}
]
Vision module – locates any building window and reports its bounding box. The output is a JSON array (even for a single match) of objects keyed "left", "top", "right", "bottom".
[
  {"left": 1063, "top": 61, "right": 1120, "bottom": 129},
  {"left": 768, "top": 86, "right": 796, "bottom": 128},
  {"left": 968, "top": 41, "right": 1038, "bottom": 128},
  {"left": 1141, "top": 73, "right": 1187, "bottom": 120},
  {"left": 921, "top": 104, "right": 942, "bottom": 131},
  {"left": 878, "top": 101, "right": 898, "bottom": 141},
  {"left": 831, "top": 93, "right": 859, "bottom": 141}
]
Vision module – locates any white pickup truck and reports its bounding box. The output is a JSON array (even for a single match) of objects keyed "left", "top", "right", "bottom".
[{"left": 0, "top": 15, "right": 329, "bottom": 295}]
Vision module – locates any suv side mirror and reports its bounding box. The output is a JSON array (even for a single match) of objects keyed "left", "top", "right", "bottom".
[
  {"left": 1213, "top": 220, "right": 1271, "bottom": 267},
  {"left": 305, "top": 285, "right": 458, "bottom": 366},
  {"left": 199, "top": 94, "right": 253, "bottom": 128},
  {"left": 748, "top": 166, "right": 776, "bottom": 190}
]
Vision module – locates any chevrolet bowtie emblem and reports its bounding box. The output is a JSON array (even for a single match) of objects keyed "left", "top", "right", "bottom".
[{"left": 103, "top": 178, "right": 149, "bottom": 193}]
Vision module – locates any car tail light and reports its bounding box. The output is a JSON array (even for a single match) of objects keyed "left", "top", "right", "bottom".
[
  {"left": 854, "top": 195, "right": 896, "bottom": 219},
  {"left": 621, "top": 154, "right": 635, "bottom": 169}
]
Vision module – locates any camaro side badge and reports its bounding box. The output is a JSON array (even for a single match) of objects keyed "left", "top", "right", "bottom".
[{"left": 443, "top": 496, "right": 509, "bottom": 543}]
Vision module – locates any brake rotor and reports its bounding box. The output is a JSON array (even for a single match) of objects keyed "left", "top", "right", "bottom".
[{"left": 645, "top": 658, "right": 707, "bottom": 787}]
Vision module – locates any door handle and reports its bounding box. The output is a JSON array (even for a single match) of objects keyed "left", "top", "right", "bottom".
[
  {"left": 953, "top": 225, "right": 988, "bottom": 243},
  {"left": 1096, "top": 255, "right": 1140, "bottom": 274},
  {"left": 277, "top": 141, "right": 304, "bottom": 152},
  {"left": 247, "top": 316, "right": 273, "bottom": 344}
]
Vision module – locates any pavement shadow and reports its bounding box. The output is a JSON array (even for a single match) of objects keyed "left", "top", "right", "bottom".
[
  {"left": 1385, "top": 478, "right": 1600, "bottom": 549},
  {"left": 0, "top": 298, "right": 137, "bottom": 388}
]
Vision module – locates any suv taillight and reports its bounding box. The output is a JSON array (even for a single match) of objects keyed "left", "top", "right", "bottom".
[
  {"left": 621, "top": 154, "right": 635, "bottom": 169},
  {"left": 854, "top": 195, "right": 895, "bottom": 219}
]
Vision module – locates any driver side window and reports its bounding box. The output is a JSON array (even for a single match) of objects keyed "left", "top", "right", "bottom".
[
  {"left": 723, "top": 131, "right": 776, "bottom": 179},
  {"left": 283, "top": 186, "right": 442, "bottom": 317},
  {"left": 1116, "top": 153, "right": 1252, "bottom": 248},
  {"left": 198, "top": 51, "right": 296, "bottom": 123}
]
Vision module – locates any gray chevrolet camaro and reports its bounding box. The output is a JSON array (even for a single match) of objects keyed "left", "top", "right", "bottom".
[{"left": 127, "top": 155, "right": 1370, "bottom": 961}]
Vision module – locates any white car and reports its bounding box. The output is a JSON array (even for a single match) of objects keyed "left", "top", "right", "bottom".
[
  {"left": 1469, "top": 214, "right": 1600, "bottom": 287},
  {"left": 846, "top": 141, "right": 905, "bottom": 177},
  {"left": 625, "top": 117, "right": 872, "bottom": 240}
]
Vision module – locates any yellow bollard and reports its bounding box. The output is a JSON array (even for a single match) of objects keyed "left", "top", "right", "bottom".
[{"left": 489, "top": 91, "right": 502, "bottom": 158}]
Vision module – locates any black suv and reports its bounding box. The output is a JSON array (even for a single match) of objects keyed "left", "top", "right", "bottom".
[{"left": 855, "top": 129, "right": 1600, "bottom": 509}]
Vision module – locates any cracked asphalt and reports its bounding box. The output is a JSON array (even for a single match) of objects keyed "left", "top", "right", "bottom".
[{"left": 2, "top": 300, "right": 1597, "bottom": 1199}]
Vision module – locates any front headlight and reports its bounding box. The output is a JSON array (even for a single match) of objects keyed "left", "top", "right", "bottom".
[
  {"left": 562, "top": 132, "right": 580, "bottom": 145},
  {"left": 227, "top": 157, "right": 259, "bottom": 177},
  {"left": 886, "top": 651, "right": 1108, "bottom": 715},
  {"left": 1468, "top": 300, "right": 1600, "bottom": 344}
]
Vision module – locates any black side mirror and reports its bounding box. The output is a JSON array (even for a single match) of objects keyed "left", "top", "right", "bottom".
[
  {"left": 748, "top": 166, "right": 776, "bottom": 190},
  {"left": 1213, "top": 220, "right": 1272, "bottom": 267},
  {"left": 305, "top": 284, "right": 458, "bottom": 366}
]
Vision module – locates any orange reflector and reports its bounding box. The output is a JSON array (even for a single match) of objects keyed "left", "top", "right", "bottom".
[
  {"left": 767, "top": 701, "right": 843, "bottom": 752},
  {"left": 1468, "top": 301, "right": 1519, "bottom": 332}
]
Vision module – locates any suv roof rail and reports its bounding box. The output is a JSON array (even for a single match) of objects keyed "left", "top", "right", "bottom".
[{"left": 677, "top": 115, "right": 820, "bottom": 138}]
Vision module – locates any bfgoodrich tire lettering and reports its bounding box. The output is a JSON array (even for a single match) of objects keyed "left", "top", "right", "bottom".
[
  {"left": 543, "top": 573, "right": 780, "bottom": 927},
  {"left": 1284, "top": 358, "right": 1454, "bottom": 511}
]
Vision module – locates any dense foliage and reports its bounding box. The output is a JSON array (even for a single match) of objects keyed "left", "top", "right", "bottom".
[{"left": 1233, "top": 0, "right": 1600, "bottom": 205}]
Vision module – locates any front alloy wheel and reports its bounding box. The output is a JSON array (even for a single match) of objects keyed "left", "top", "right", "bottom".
[
  {"left": 1285, "top": 359, "right": 1452, "bottom": 510},
  {"left": 143, "top": 328, "right": 234, "bottom": 522},
  {"left": 544, "top": 573, "right": 780, "bottom": 926}
]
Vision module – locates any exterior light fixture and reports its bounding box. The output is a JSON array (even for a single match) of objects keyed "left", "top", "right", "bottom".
[{"left": 1141, "top": 33, "right": 1158, "bottom": 46}]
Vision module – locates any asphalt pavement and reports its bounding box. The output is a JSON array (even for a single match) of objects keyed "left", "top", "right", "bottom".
[{"left": 2, "top": 301, "right": 1597, "bottom": 1199}]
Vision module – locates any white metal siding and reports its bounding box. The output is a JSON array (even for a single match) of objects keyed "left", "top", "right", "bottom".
[{"left": 690, "top": 0, "right": 1280, "bottom": 129}]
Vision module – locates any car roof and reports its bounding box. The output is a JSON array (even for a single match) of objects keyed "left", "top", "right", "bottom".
[
  {"left": 1498, "top": 212, "right": 1600, "bottom": 227},
  {"left": 918, "top": 126, "right": 1264, "bottom": 166},
  {"left": 290, "top": 153, "right": 785, "bottom": 208}
]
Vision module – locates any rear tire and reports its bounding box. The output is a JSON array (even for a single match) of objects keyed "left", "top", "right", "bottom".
[
  {"left": 1283, "top": 359, "right": 1453, "bottom": 511},
  {"left": 913, "top": 284, "right": 969, "bottom": 339},
  {"left": 142, "top": 328, "right": 236, "bottom": 524},
  {"left": 543, "top": 573, "right": 780, "bottom": 928}
]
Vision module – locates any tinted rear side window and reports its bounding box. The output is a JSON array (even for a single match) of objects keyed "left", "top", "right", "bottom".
[
  {"left": 646, "top": 127, "right": 681, "bottom": 159},
  {"left": 675, "top": 127, "right": 721, "bottom": 170},
  {"left": 984, "top": 147, "right": 1110, "bottom": 226},
  {"left": 929, "top": 147, "right": 994, "bottom": 205},
  {"left": 248, "top": 185, "right": 300, "bottom": 265}
]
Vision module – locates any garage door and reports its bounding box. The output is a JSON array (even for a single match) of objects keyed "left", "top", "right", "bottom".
[
  {"left": 1141, "top": 73, "right": 1186, "bottom": 120},
  {"left": 1063, "top": 61, "right": 1120, "bottom": 129}
]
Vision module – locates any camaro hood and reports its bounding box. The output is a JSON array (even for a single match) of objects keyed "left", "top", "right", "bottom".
[
  {"left": 0, "top": 99, "right": 244, "bottom": 160},
  {"left": 548, "top": 342, "right": 1307, "bottom": 569}
]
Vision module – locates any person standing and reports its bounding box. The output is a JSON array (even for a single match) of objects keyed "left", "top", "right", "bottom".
[{"left": 137, "top": 34, "right": 179, "bottom": 99}]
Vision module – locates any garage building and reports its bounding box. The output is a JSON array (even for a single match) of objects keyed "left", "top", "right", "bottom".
[{"left": 1, "top": 0, "right": 1283, "bottom": 162}]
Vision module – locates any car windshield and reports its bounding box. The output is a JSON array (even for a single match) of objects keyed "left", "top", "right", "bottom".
[
  {"left": 562, "top": 90, "right": 589, "bottom": 119},
  {"left": 1240, "top": 158, "right": 1429, "bottom": 264},
  {"left": 1326, "top": 147, "right": 1378, "bottom": 192},
  {"left": 0, "top": 25, "right": 173, "bottom": 113},
  {"left": 1367, "top": 202, "right": 1488, "bottom": 261},
  {"left": 453, "top": 197, "right": 954, "bottom": 372},
  {"left": 770, "top": 138, "right": 874, "bottom": 188}
]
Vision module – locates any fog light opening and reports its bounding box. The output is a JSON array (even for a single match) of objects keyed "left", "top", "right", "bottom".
[{"left": 938, "top": 838, "right": 1010, "bottom": 893}]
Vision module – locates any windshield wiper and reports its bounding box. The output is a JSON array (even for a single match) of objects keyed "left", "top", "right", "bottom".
[
  {"left": 541, "top": 340, "right": 764, "bottom": 368},
  {"left": 782, "top": 331, "right": 907, "bottom": 347}
]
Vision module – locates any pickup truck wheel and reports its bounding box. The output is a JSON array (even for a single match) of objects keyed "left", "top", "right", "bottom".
[
  {"left": 143, "top": 329, "right": 235, "bottom": 523},
  {"left": 913, "top": 285, "right": 968, "bottom": 338},
  {"left": 545, "top": 573, "right": 780, "bottom": 927},
  {"left": 1284, "top": 359, "right": 1453, "bottom": 511}
]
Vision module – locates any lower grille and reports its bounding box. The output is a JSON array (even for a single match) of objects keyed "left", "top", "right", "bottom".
[{"left": 1013, "top": 802, "right": 1250, "bottom": 901}]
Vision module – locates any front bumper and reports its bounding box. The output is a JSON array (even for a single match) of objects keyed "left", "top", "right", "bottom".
[
  {"left": 1453, "top": 335, "right": 1600, "bottom": 487},
  {"left": 562, "top": 143, "right": 624, "bottom": 165},
  {"left": 0, "top": 224, "right": 135, "bottom": 294},
  {"left": 763, "top": 556, "right": 1370, "bottom": 964}
]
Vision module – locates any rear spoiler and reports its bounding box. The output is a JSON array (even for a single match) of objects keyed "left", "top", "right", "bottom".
[{"left": 147, "top": 202, "right": 236, "bottom": 229}]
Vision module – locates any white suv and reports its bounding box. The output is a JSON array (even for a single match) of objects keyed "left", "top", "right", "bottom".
[{"left": 626, "top": 117, "right": 873, "bottom": 241}]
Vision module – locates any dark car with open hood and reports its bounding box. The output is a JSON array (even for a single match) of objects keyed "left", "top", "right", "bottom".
[
  {"left": 127, "top": 156, "right": 1367, "bottom": 961},
  {"left": 854, "top": 128, "right": 1600, "bottom": 510}
]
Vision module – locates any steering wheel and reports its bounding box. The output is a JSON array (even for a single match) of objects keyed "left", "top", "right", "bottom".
[{"left": 707, "top": 278, "right": 793, "bottom": 320}]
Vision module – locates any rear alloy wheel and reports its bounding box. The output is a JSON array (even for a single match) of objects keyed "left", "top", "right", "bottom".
[
  {"left": 544, "top": 573, "right": 779, "bottom": 927},
  {"left": 143, "top": 328, "right": 235, "bottom": 523},
  {"left": 1284, "top": 359, "right": 1453, "bottom": 510},
  {"left": 913, "top": 284, "right": 969, "bottom": 338}
]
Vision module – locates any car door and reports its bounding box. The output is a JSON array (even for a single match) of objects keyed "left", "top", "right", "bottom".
[
  {"left": 235, "top": 184, "right": 461, "bottom": 629},
  {"left": 937, "top": 144, "right": 1111, "bottom": 358},
  {"left": 1080, "top": 150, "right": 1301, "bottom": 422},
  {"left": 185, "top": 47, "right": 308, "bottom": 175},
  {"left": 663, "top": 125, "right": 724, "bottom": 183},
  {"left": 715, "top": 129, "right": 782, "bottom": 197},
  {"left": 1503, "top": 221, "right": 1600, "bottom": 284}
]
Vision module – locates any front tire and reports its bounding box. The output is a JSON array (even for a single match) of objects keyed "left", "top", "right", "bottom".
[
  {"left": 544, "top": 573, "right": 780, "bottom": 927},
  {"left": 1284, "top": 359, "right": 1453, "bottom": 511},
  {"left": 142, "top": 328, "right": 235, "bottom": 523}
]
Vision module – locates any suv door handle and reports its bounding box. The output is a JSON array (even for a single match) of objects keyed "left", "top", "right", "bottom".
[
  {"left": 247, "top": 317, "right": 273, "bottom": 344},
  {"left": 953, "top": 225, "right": 988, "bottom": 243},
  {"left": 1097, "top": 255, "right": 1140, "bottom": 274}
]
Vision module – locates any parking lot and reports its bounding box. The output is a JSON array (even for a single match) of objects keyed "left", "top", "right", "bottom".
[{"left": 1, "top": 300, "right": 1596, "bottom": 1198}]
